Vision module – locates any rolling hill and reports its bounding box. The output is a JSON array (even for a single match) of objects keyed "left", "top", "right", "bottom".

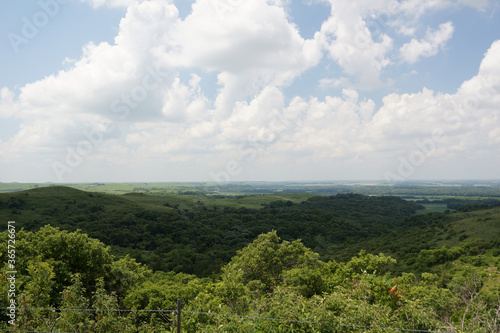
[
  {"left": 1, "top": 186, "right": 499, "bottom": 277},
  {"left": 0, "top": 187, "right": 423, "bottom": 275}
]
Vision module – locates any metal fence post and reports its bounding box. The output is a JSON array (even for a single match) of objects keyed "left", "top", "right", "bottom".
[{"left": 177, "top": 298, "right": 182, "bottom": 333}]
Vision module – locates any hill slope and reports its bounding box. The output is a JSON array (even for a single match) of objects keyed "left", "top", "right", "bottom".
[
  {"left": 1, "top": 187, "right": 424, "bottom": 276},
  {"left": 333, "top": 205, "right": 500, "bottom": 274}
]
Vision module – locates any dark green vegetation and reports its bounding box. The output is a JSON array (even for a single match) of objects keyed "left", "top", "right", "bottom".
[
  {"left": 1, "top": 187, "right": 425, "bottom": 275},
  {"left": 1, "top": 186, "right": 500, "bottom": 332}
]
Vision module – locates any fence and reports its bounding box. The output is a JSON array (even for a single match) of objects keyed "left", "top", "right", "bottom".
[{"left": 2, "top": 299, "right": 453, "bottom": 333}]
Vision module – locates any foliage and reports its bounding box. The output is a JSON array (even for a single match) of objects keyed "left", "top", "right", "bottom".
[
  {"left": 1, "top": 187, "right": 500, "bottom": 332},
  {"left": 1, "top": 227, "right": 500, "bottom": 332},
  {"left": 224, "top": 230, "right": 320, "bottom": 292},
  {"left": 0, "top": 188, "right": 426, "bottom": 276}
]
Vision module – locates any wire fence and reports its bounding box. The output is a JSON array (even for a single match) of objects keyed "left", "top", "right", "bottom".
[
  {"left": 1, "top": 301, "right": 454, "bottom": 333},
  {"left": 2, "top": 308, "right": 177, "bottom": 314}
]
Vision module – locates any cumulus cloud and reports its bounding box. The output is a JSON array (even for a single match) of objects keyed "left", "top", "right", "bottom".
[
  {"left": 371, "top": 41, "right": 500, "bottom": 179},
  {"left": 0, "top": 0, "right": 499, "bottom": 182},
  {"left": 0, "top": 0, "right": 183, "bottom": 174},
  {"left": 156, "top": 0, "right": 321, "bottom": 114},
  {"left": 162, "top": 0, "right": 316, "bottom": 72},
  {"left": 284, "top": 90, "right": 376, "bottom": 160},
  {"left": 317, "top": 0, "right": 394, "bottom": 90},
  {"left": 271, "top": 40, "right": 499, "bottom": 179},
  {"left": 400, "top": 21, "right": 454, "bottom": 63},
  {"left": 0, "top": 88, "right": 17, "bottom": 118},
  {"left": 313, "top": 0, "right": 461, "bottom": 89}
]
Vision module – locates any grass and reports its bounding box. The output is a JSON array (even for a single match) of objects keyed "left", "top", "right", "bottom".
[
  {"left": 123, "top": 192, "right": 317, "bottom": 210},
  {"left": 122, "top": 192, "right": 199, "bottom": 210},
  {"left": 0, "top": 186, "right": 154, "bottom": 226},
  {"left": 0, "top": 187, "right": 317, "bottom": 229},
  {"left": 0, "top": 183, "right": 206, "bottom": 195},
  {"left": 418, "top": 207, "right": 500, "bottom": 248},
  {"left": 330, "top": 205, "right": 500, "bottom": 269},
  {"left": 418, "top": 203, "right": 450, "bottom": 214},
  {"left": 448, "top": 208, "right": 500, "bottom": 243},
  {"left": 0, "top": 183, "right": 52, "bottom": 192},
  {"left": 201, "top": 193, "right": 316, "bottom": 209}
]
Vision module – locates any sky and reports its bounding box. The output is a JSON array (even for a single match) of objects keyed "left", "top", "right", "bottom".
[{"left": 0, "top": 0, "right": 500, "bottom": 183}]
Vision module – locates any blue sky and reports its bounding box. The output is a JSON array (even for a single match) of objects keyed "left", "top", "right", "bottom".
[{"left": 1, "top": 0, "right": 499, "bottom": 183}]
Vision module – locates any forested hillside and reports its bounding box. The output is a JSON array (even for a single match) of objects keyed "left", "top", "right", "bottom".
[
  {"left": 1, "top": 227, "right": 500, "bottom": 332},
  {"left": 1, "top": 187, "right": 424, "bottom": 275},
  {"left": 1, "top": 187, "right": 500, "bottom": 332}
]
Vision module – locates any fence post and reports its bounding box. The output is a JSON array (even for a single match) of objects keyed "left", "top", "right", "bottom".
[{"left": 177, "top": 298, "right": 182, "bottom": 333}]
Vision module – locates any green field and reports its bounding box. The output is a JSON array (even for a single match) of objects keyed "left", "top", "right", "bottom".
[
  {"left": 2, "top": 180, "right": 500, "bottom": 198},
  {"left": 123, "top": 192, "right": 317, "bottom": 210},
  {"left": 418, "top": 202, "right": 450, "bottom": 214}
]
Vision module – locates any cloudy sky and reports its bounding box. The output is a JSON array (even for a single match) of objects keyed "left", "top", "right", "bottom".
[{"left": 1, "top": 0, "right": 499, "bottom": 183}]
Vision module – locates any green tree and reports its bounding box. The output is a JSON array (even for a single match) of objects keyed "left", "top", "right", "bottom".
[
  {"left": 15, "top": 261, "right": 57, "bottom": 331},
  {"left": 223, "top": 231, "right": 320, "bottom": 292},
  {"left": 108, "top": 255, "right": 153, "bottom": 303},
  {"left": 27, "top": 225, "right": 114, "bottom": 298},
  {"left": 56, "top": 274, "right": 91, "bottom": 332}
]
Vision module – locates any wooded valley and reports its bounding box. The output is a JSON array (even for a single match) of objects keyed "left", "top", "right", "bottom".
[{"left": 1, "top": 186, "right": 500, "bottom": 332}]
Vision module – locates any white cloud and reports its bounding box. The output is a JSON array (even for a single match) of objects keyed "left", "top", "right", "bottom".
[
  {"left": 160, "top": 74, "right": 209, "bottom": 122},
  {"left": 318, "top": 0, "right": 394, "bottom": 90},
  {"left": 398, "top": 25, "right": 417, "bottom": 36},
  {"left": 1, "top": 0, "right": 499, "bottom": 182},
  {"left": 315, "top": 0, "right": 483, "bottom": 90},
  {"left": 156, "top": 0, "right": 321, "bottom": 114},
  {"left": 371, "top": 41, "right": 500, "bottom": 167},
  {"left": 0, "top": 0, "right": 182, "bottom": 170},
  {"left": 455, "top": 40, "right": 500, "bottom": 124},
  {"left": 396, "top": 0, "right": 453, "bottom": 18},
  {"left": 259, "top": 39, "right": 499, "bottom": 179},
  {"left": 312, "top": 0, "right": 469, "bottom": 89},
  {"left": 400, "top": 21, "right": 454, "bottom": 63},
  {"left": 163, "top": 0, "right": 314, "bottom": 72},
  {"left": 0, "top": 88, "right": 16, "bottom": 118},
  {"left": 15, "top": 0, "right": 182, "bottom": 124},
  {"left": 218, "top": 86, "right": 286, "bottom": 144},
  {"left": 284, "top": 90, "right": 376, "bottom": 160},
  {"left": 79, "top": 0, "right": 145, "bottom": 9},
  {"left": 457, "top": 0, "right": 490, "bottom": 10}
]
